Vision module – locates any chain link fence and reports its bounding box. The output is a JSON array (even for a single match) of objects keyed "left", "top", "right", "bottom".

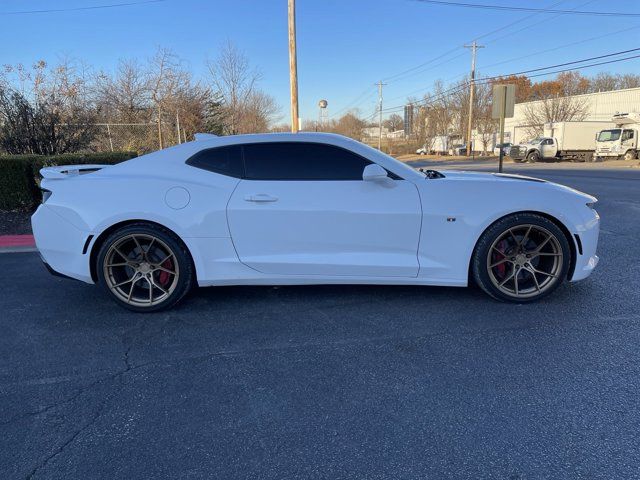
[{"left": 91, "top": 122, "right": 187, "bottom": 154}]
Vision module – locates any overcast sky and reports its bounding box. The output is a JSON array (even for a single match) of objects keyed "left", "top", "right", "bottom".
[{"left": 3, "top": 0, "right": 639, "bottom": 122}]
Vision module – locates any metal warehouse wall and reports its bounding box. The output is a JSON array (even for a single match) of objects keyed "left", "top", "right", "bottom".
[{"left": 504, "top": 87, "right": 640, "bottom": 144}]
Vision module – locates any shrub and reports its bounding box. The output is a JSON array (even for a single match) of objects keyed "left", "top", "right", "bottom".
[
  {"left": 0, "top": 156, "right": 41, "bottom": 210},
  {"left": 0, "top": 151, "right": 137, "bottom": 211}
]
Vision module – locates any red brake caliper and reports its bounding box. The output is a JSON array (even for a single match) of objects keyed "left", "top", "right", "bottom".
[
  {"left": 158, "top": 258, "right": 173, "bottom": 287},
  {"left": 492, "top": 240, "right": 507, "bottom": 278}
]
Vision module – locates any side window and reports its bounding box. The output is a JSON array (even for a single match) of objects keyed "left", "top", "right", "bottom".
[
  {"left": 622, "top": 130, "right": 634, "bottom": 141},
  {"left": 186, "top": 145, "right": 243, "bottom": 178},
  {"left": 543, "top": 139, "right": 553, "bottom": 145},
  {"left": 243, "top": 142, "right": 374, "bottom": 181}
]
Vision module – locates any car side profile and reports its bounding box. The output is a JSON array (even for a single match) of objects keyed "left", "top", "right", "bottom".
[{"left": 32, "top": 133, "right": 600, "bottom": 312}]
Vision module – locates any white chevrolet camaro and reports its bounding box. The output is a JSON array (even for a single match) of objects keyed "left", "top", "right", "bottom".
[{"left": 32, "top": 133, "right": 600, "bottom": 312}]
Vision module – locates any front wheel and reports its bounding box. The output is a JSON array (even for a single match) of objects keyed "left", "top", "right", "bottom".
[
  {"left": 472, "top": 213, "right": 571, "bottom": 303},
  {"left": 624, "top": 150, "right": 637, "bottom": 161},
  {"left": 526, "top": 151, "right": 540, "bottom": 163},
  {"left": 96, "top": 223, "right": 194, "bottom": 312}
]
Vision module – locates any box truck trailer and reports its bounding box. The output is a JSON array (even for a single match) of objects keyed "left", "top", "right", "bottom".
[{"left": 510, "top": 121, "right": 613, "bottom": 162}]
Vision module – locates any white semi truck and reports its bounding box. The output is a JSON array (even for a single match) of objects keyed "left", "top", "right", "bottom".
[
  {"left": 594, "top": 113, "right": 639, "bottom": 161},
  {"left": 510, "top": 121, "right": 613, "bottom": 163}
]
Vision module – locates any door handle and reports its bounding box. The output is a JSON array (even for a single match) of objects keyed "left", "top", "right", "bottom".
[{"left": 244, "top": 194, "right": 278, "bottom": 203}]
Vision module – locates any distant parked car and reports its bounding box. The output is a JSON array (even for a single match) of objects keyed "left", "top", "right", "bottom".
[
  {"left": 494, "top": 143, "right": 513, "bottom": 156},
  {"left": 450, "top": 144, "right": 467, "bottom": 156},
  {"left": 416, "top": 145, "right": 429, "bottom": 155}
]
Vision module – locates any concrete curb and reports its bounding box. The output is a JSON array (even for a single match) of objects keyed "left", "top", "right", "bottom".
[{"left": 0, "top": 246, "right": 38, "bottom": 254}]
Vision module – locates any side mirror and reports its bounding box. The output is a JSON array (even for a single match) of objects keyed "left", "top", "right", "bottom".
[{"left": 362, "top": 163, "right": 388, "bottom": 182}]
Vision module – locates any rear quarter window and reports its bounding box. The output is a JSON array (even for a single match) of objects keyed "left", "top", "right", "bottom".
[{"left": 186, "top": 145, "right": 243, "bottom": 178}]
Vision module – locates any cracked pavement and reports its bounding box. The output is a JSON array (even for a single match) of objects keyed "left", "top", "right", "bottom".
[{"left": 1, "top": 166, "right": 639, "bottom": 479}]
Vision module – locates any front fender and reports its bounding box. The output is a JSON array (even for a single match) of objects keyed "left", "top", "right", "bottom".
[{"left": 415, "top": 175, "right": 593, "bottom": 284}]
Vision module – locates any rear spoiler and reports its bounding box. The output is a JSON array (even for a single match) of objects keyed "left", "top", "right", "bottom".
[{"left": 40, "top": 164, "right": 109, "bottom": 179}]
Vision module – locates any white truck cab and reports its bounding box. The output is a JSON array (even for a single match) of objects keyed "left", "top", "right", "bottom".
[{"left": 594, "top": 113, "right": 639, "bottom": 161}]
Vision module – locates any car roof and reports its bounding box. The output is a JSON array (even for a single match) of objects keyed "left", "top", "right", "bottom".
[{"left": 107, "top": 132, "right": 424, "bottom": 182}]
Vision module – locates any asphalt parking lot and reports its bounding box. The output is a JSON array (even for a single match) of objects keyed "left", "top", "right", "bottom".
[{"left": 2, "top": 163, "right": 640, "bottom": 479}]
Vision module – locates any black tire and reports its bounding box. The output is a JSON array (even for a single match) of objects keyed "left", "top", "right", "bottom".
[
  {"left": 471, "top": 213, "right": 571, "bottom": 303},
  {"left": 624, "top": 150, "right": 637, "bottom": 161},
  {"left": 96, "top": 223, "right": 194, "bottom": 312},
  {"left": 526, "top": 151, "right": 540, "bottom": 163}
]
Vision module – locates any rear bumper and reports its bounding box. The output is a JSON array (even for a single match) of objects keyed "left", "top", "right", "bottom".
[
  {"left": 31, "top": 205, "right": 94, "bottom": 284},
  {"left": 570, "top": 210, "right": 600, "bottom": 282}
]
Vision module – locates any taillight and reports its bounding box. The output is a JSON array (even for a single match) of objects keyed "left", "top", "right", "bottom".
[{"left": 40, "top": 188, "right": 52, "bottom": 203}]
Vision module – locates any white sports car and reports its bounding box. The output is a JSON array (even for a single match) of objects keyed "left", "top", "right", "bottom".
[{"left": 32, "top": 133, "right": 600, "bottom": 312}]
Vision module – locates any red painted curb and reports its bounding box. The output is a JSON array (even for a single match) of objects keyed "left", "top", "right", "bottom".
[{"left": 0, "top": 235, "right": 35, "bottom": 248}]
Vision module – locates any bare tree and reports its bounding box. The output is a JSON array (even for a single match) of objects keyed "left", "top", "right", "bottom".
[
  {"left": 322, "top": 111, "right": 367, "bottom": 140},
  {"left": 95, "top": 59, "right": 148, "bottom": 123},
  {"left": 0, "top": 59, "right": 97, "bottom": 154},
  {"left": 522, "top": 95, "right": 588, "bottom": 138},
  {"left": 207, "top": 41, "right": 278, "bottom": 134},
  {"left": 383, "top": 113, "right": 403, "bottom": 132}
]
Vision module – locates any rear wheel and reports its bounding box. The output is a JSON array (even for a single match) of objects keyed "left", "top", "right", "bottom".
[
  {"left": 96, "top": 224, "right": 193, "bottom": 312},
  {"left": 472, "top": 213, "right": 571, "bottom": 303}
]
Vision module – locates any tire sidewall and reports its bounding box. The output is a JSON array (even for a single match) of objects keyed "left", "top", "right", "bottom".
[
  {"left": 527, "top": 151, "right": 539, "bottom": 163},
  {"left": 472, "top": 213, "right": 571, "bottom": 303},
  {"left": 96, "top": 224, "right": 193, "bottom": 312}
]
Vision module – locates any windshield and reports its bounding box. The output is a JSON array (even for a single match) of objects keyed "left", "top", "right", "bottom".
[
  {"left": 527, "top": 138, "right": 543, "bottom": 144},
  {"left": 597, "top": 129, "right": 621, "bottom": 142}
]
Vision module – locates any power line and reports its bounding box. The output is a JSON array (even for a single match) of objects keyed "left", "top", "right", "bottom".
[
  {"left": 381, "top": 0, "right": 567, "bottom": 84},
  {"left": 474, "top": 53, "right": 640, "bottom": 85},
  {"left": 413, "top": 0, "right": 640, "bottom": 17},
  {"left": 396, "top": 0, "right": 596, "bottom": 94},
  {"left": 329, "top": 87, "right": 376, "bottom": 118},
  {"left": 0, "top": 0, "right": 166, "bottom": 16},
  {"left": 380, "top": 50, "right": 640, "bottom": 115},
  {"left": 380, "top": 82, "right": 469, "bottom": 114},
  {"left": 438, "top": 16, "right": 626, "bottom": 84},
  {"left": 477, "top": 47, "right": 640, "bottom": 81},
  {"left": 480, "top": 25, "right": 638, "bottom": 71}
]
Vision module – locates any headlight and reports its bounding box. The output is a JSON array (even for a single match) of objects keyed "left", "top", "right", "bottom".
[{"left": 586, "top": 202, "right": 596, "bottom": 210}]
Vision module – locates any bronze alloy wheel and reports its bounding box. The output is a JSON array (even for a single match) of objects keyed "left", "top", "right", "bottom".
[
  {"left": 486, "top": 224, "right": 563, "bottom": 299},
  {"left": 102, "top": 233, "right": 180, "bottom": 308}
]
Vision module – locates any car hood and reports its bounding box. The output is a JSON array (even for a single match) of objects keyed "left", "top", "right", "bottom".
[{"left": 436, "top": 169, "right": 597, "bottom": 203}]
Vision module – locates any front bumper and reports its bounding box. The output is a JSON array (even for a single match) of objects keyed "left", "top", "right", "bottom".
[
  {"left": 31, "top": 205, "right": 94, "bottom": 284},
  {"left": 595, "top": 152, "right": 619, "bottom": 158},
  {"left": 509, "top": 146, "right": 527, "bottom": 160},
  {"left": 570, "top": 209, "right": 600, "bottom": 282}
]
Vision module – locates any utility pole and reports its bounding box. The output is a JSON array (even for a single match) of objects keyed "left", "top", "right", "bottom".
[
  {"left": 176, "top": 110, "right": 182, "bottom": 144},
  {"left": 157, "top": 109, "right": 163, "bottom": 150},
  {"left": 376, "top": 80, "right": 386, "bottom": 150},
  {"left": 288, "top": 0, "right": 299, "bottom": 133},
  {"left": 464, "top": 41, "right": 484, "bottom": 157}
]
